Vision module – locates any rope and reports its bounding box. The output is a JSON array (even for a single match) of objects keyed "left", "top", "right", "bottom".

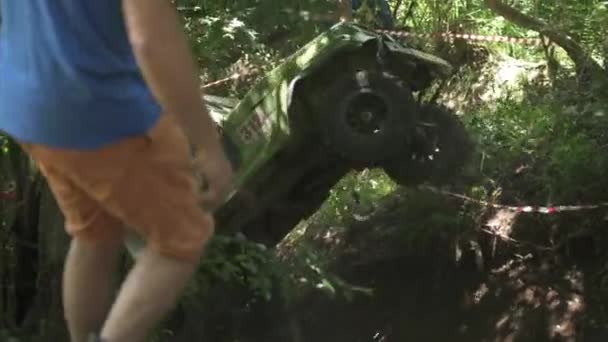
[
  {"left": 376, "top": 29, "right": 543, "bottom": 46},
  {"left": 421, "top": 185, "right": 608, "bottom": 214},
  {"left": 199, "top": 26, "right": 543, "bottom": 89}
]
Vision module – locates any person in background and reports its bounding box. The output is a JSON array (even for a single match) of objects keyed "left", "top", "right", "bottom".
[
  {"left": 352, "top": 0, "right": 395, "bottom": 29},
  {"left": 0, "top": 1, "right": 233, "bottom": 341}
]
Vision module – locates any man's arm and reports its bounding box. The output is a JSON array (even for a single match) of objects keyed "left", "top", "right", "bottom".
[
  {"left": 122, "top": 0, "right": 221, "bottom": 151},
  {"left": 122, "top": 0, "right": 233, "bottom": 210}
]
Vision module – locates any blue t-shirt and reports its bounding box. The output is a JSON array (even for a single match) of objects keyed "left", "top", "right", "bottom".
[{"left": 0, "top": 1, "right": 162, "bottom": 149}]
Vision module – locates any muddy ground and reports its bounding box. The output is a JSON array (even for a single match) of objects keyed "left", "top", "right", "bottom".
[{"left": 264, "top": 189, "right": 608, "bottom": 342}]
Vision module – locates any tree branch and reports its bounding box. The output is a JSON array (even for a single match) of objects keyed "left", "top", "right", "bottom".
[
  {"left": 392, "top": 0, "right": 404, "bottom": 18},
  {"left": 484, "top": 0, "right": 606, "bottom": 82}
]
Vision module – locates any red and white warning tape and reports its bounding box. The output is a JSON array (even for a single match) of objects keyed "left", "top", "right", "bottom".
[
  {"left": 376, "top": 29, "right": 543, "bottom": 46},
  {"left": 201, "top": 73, "right": 245, "bottom": 89},
  {"left": 281, "top": 10, "right": 543, "bottom": 46},
  {"left": 199, "top": 27, "right": 543, "bottom": 89},
  {"left": 201, "top": 65, "right": 267, "bottom": 89},
  {"left": 1, "top": 183, "right": 606, "bottom": 215},
  {"left": 280, "top": 10, "right": 544, "bottom": 45},
  {"left": 0, "top": 190, "right": 17, "bottom": 200},
  {"left": 421, "top": 185, "right": 608, "bottom": 214}
]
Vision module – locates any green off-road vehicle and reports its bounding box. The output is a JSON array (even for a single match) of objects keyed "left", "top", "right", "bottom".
[{"left": 126, "top": 21, "right": 472, "bottom": 254}]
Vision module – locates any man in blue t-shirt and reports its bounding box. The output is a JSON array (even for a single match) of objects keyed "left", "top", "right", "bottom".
[{"left": 0, "top": 1, "right": 233, "bottom": 341}]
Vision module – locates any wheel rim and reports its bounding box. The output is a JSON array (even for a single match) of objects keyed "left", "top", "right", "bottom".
[
  {"left": 343, "top": 90, "right": 390, "bottom": 136},
  {"left": 383, "top": 106, "right": 472, "bottom": 185}
]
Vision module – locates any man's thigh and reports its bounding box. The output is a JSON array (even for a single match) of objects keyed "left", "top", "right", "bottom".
[{"left": 22, "top": 114, "right": 214, "bottom": 263}]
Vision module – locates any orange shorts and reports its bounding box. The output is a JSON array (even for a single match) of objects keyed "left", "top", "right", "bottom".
[{"left": 20, "top": 114, "right": 214, "bottom": 263}]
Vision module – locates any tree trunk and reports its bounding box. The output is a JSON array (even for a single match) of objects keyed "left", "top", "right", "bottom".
[
  {"left": 392, "top": 0, "right": 404, "bottom": 18},
  {"left": 28, "top": 181, "right": 70, "bottom": 341},
  {"left": 603, "top": 37, "right": 608, "bottom": 70},
  {"left": 0, "top": 140, "right": 29, "bottom": 330},
  {"left": 483, "top": 0, "right": 606, "bottom": 85},
  {"left": 0, "top": 141, "right": 70, "bottom": 339},
  {"left": 12, "top": 168, "right": 42, "bottom": 333}
]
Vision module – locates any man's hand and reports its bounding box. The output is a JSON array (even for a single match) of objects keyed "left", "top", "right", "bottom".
[{"left": 194, "top": 147, "right": 234, "bottom": 212}]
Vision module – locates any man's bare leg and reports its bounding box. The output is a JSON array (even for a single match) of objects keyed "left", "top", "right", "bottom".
[
  {"left": 99, "top": 247, "right": 200, "bottom": 342},
  {"left": 63, "top": 237, "right": 123, "bottom": 342}
]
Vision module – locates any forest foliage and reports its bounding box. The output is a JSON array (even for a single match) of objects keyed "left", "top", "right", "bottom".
[{"left": 170, "top": 0, "right": 608, "bottom": 330}]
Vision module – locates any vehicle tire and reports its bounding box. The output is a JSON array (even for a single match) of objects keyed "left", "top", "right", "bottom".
[
  {"left": 382, "top": 104, "right": 473, "bottom": 186},
  {"left": 320, "top": 70, "right": 416, "bottom": 164}
]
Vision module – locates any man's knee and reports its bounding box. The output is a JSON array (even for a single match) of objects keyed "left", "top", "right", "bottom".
[
  {"left": 145, "top": 211, "right": 215, "bottom": 264},
  {"left": 67, "top": 235, "right": 124, "bottom": 266}
]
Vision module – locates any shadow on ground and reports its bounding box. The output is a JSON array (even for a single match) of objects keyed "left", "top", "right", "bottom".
[{"left": 281, "top": 189, "right": 608, "bottom": 342}]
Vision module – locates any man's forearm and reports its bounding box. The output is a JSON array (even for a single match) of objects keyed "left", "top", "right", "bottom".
[{"left": 122, "top": 0, "right": 221, "bottom": 150}]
